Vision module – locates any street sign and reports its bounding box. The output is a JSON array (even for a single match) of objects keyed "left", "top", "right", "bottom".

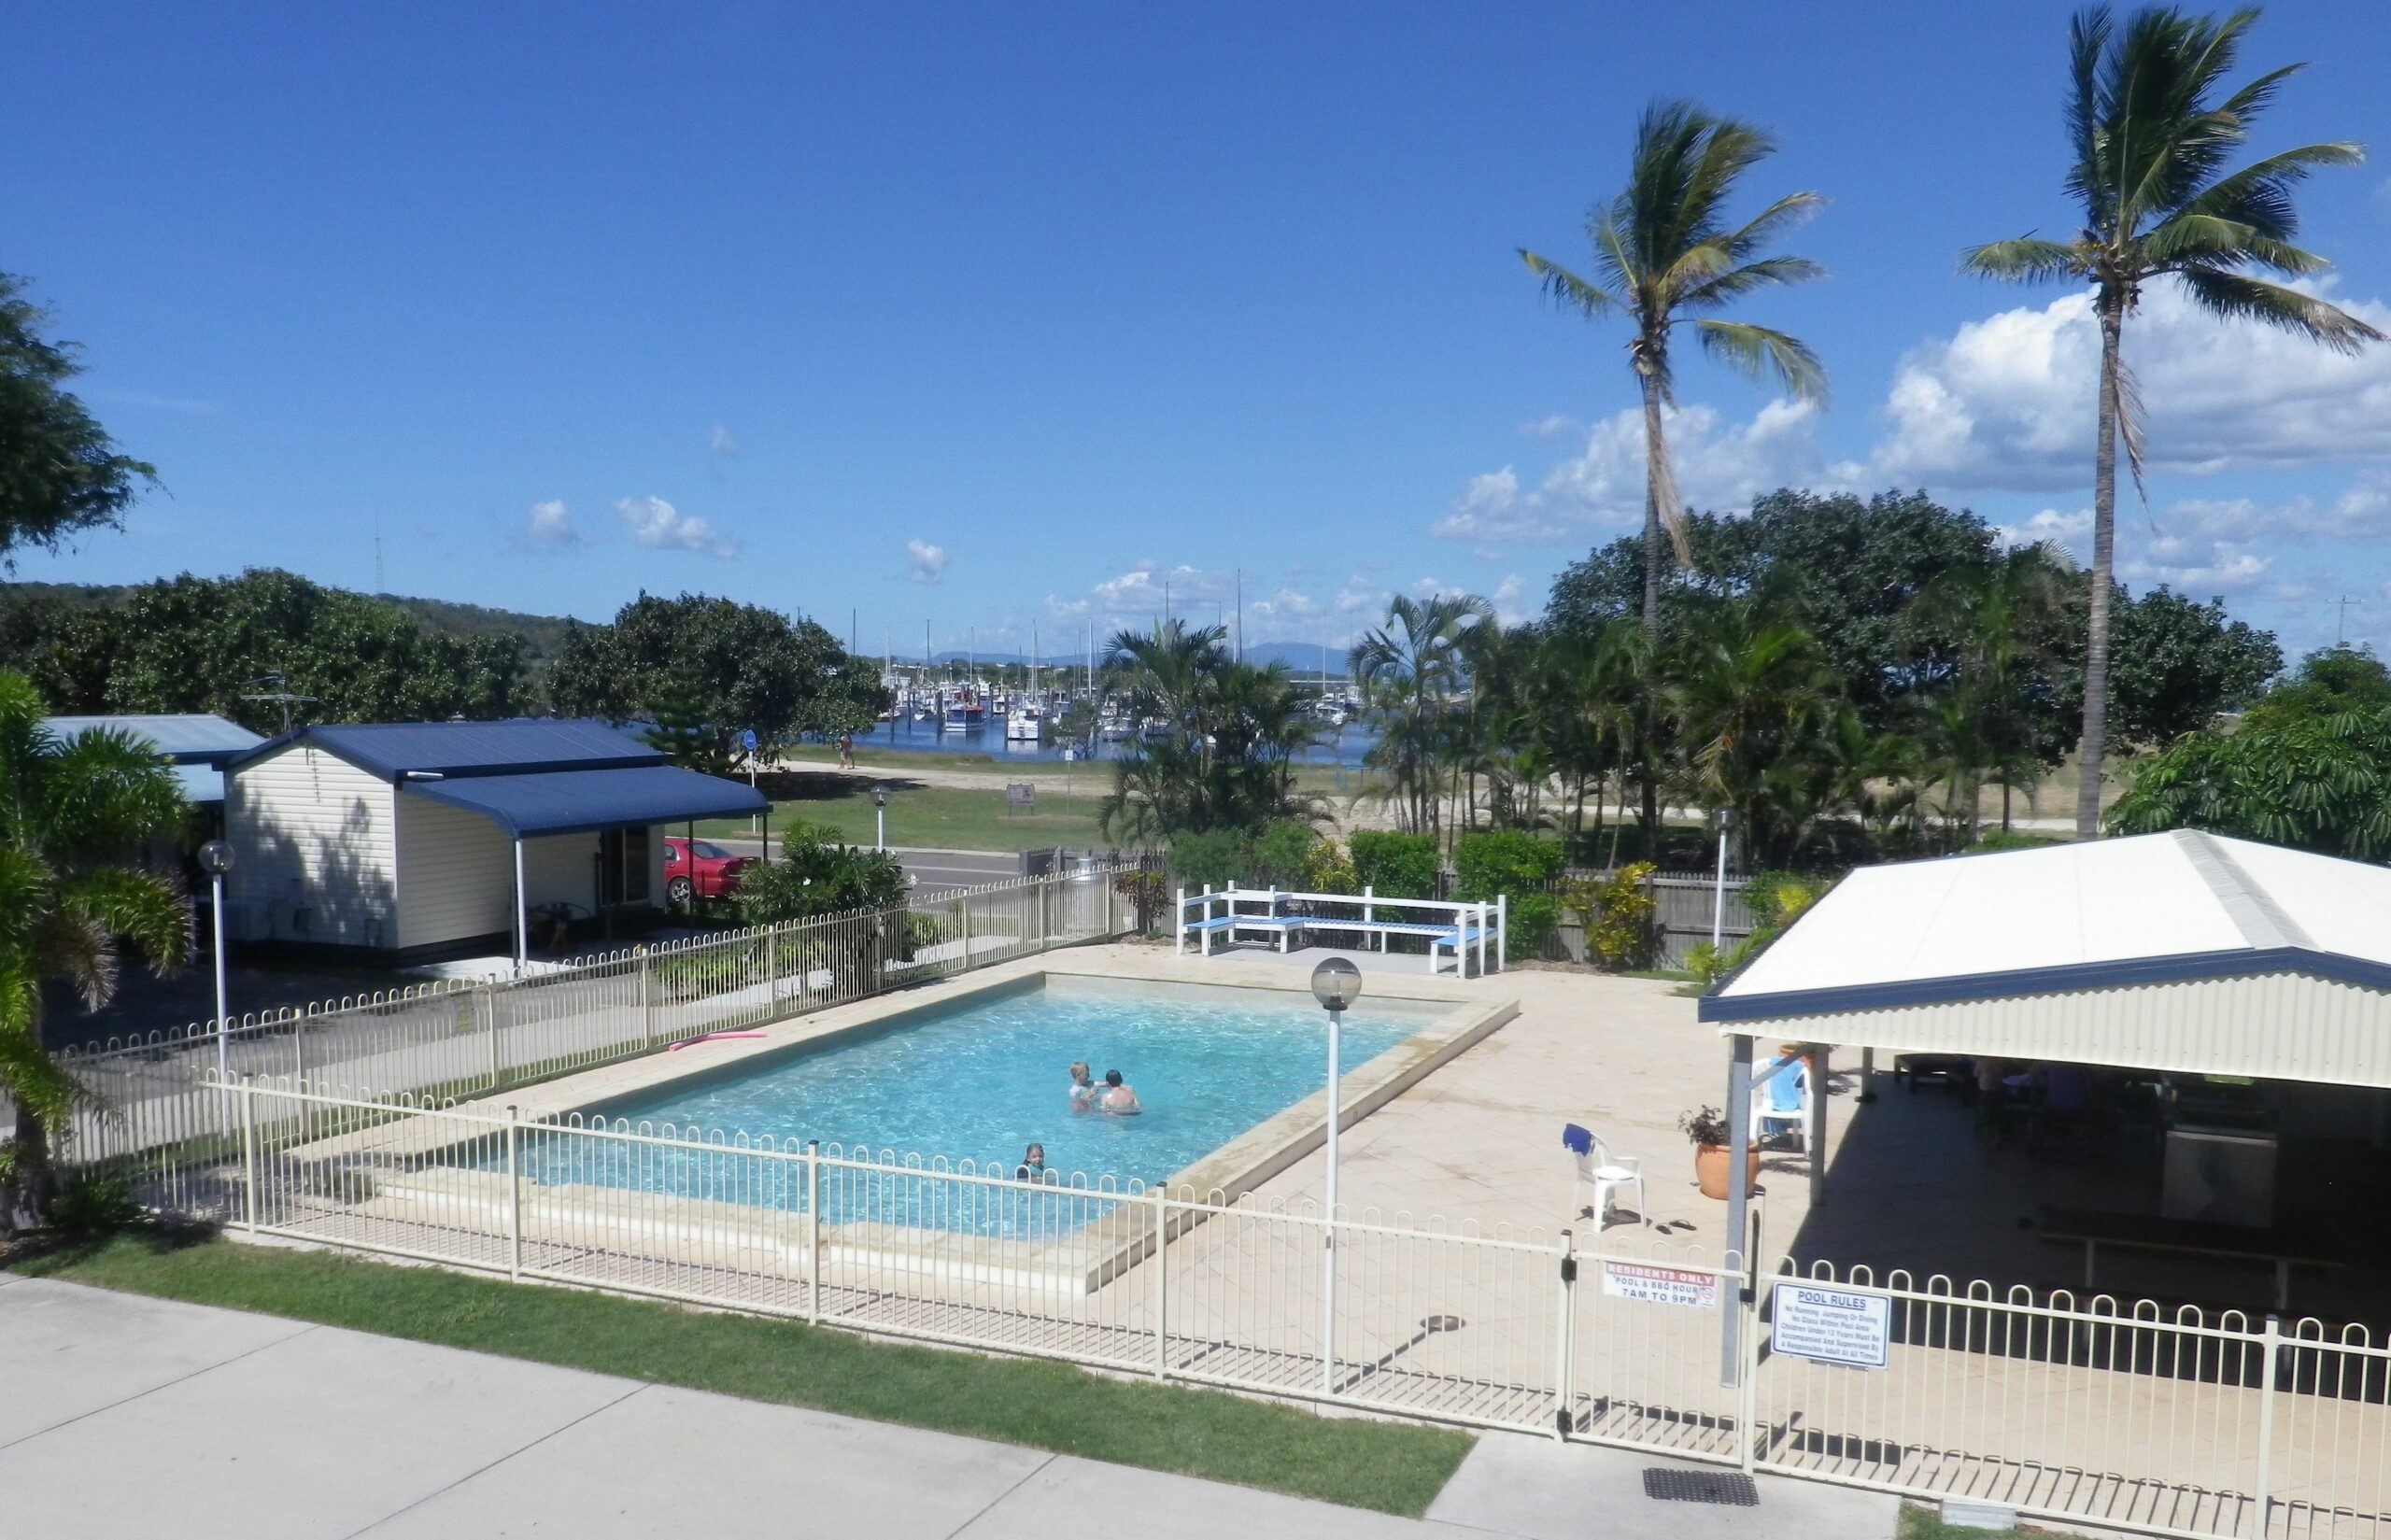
[
  {"left": 739, "top": 729, "right": 757, "bottom": 752},
  {"left": 1602, "top": 1262, "right": 1718, "bottom": 1310},
  {"left": 1771, "top": 1280, "right": 1891, "bottom": 1369},
  {"left": 1006, "top": 783, "right": 1037, "bottom": 813}
]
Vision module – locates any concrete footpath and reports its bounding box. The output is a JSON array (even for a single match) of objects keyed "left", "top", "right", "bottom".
[{"left": 0, "top": 1273, "right": 1898, "bottom": 1540}]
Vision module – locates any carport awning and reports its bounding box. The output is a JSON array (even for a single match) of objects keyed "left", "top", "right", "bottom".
[{"left": 400, "top": 765, "right": 767, "bottom": 839}]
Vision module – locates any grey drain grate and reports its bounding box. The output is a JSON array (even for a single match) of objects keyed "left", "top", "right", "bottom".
[{"left": 1642, "top": 1468, "right": 1760, "bottom": 1506}]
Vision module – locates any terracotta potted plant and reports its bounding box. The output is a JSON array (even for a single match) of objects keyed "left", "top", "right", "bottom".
[{"left": 1680, "top": 1106, "right": 1759, "bottom": 1201}]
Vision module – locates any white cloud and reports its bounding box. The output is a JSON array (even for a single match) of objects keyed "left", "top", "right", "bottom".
[
  {"left": 1438, "top": 398, "right": 1865, "bottom": 545},
  {"left": 615, "top": 495, "right": 735, "bottom": 557},
  {"left": 1521, "top": 414, "right": 1579, "bottom": 438},
  {"left": 1491, "top": 572, "right": 1529, "bottom": 626},
  {"left": 1875, "top": 283, "right": 2391, "bottom": 490},
  {"left": 904, "top": 538, "right": 949, "bottom": 585},
  {"left": 2119, "top": 543, "right": 2273, "bottom": 595},
  {"left": 709, "top": 424, "right": 740, "bottom": 456},
  {"left": 523, "top": 499, "right": 587, "bottom": 550}
]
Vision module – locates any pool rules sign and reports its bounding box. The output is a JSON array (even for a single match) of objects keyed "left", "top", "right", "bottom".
[{"left": 1771, "top": 1281, "right": 1891, "bottom": 1369}]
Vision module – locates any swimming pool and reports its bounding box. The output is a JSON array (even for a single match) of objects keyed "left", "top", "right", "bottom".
[{"left": 521, "top": 975, "right": 1440, "bottom": 1192}]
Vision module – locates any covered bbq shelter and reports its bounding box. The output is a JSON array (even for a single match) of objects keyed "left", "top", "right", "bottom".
[
  {"left": 224, "top": 720, "right": 767, "bottom": 966},
  {"left": 1699, "top": 829, "right": 2391, "bottom": 1308}
]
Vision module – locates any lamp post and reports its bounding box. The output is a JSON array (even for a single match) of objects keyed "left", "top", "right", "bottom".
[
  {"left": 1309, "top": 956, "right": 1363, "bottom": 1396},
  {"left": 198, "top": 840, "right": 234, "bottom": 1129},
  {"left": 873, "top": 784, "right": 888, "bottom": 852},
  {"left": 1711, "top": 809, "right": 1735, "bottom": 951}
]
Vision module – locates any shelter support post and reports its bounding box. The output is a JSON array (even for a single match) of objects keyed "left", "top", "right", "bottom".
[
  {"left": 513, "top": 837, "right": 528, "bottom": 974},
  {"left": 1809, "top": 1045, "right": 1830, "bottom": 1210},
  {"left": 1720, "top": 1032, "right": 1754, "bottom": 1387}
]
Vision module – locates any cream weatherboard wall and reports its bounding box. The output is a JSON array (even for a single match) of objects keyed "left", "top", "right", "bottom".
[
  {"left": 394, "top": 794, "right": 675, "bottom": 950},
  {"left": 225, "top": 743, "right": 398, "bottom": 947},
  {"left": 391, "top": 795, "right": 511, "bottom": 950}
]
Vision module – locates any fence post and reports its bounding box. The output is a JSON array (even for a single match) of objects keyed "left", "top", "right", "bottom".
[
  {"left": 1550, "top": 1231, "right": 1577, "bottom": 1441},
  {"left": 482, "top": 984, "right": 502, "bottom": 1090},
  {"left": 239, "top": 1077, "right": 259, "bottom": 1233},
  {"left": 1497, "top": 894, "right": 1508, "bottom": 972},
  {"left": 2253, "top": 1314, "right": 2281, "bottom": 1538},
  {"left": 1738, "top": 1264, "right": 1764, "bottom": 1474},
  {"left": 1173, "top": 886, "right": 1185, "bottom": 954},
  {"left": 638, "top": 947, "right": 654, "bottom": 1044},
  {"left": 765, "top": 925, "right": 779, "bottom": 1018},
  {"left": 806, "top": 1139, "right": 824, "bottom": 1324},
  {"left": 505, "top": 1105, "right": 523, "bottom": 1281},
  {"left": 1153, "top": 1184, "right": 1170, "bottom": 1380},
  {"left": 958, "top": 893, "right": 971, "bottom": 969}
]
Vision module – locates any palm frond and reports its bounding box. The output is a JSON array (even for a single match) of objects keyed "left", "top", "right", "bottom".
[
  {"left": 1676, "top": 254, "right": 1828, "bottom": 312},
  {"left": 64, "top": 865, "right": 194, "bottom": 977},
  {"left": 1694, "top": 319, "right": 1828, "bottom": 403},
  {"left": 2172, "top": 268, "right": 2386, "bottom": 355},
  {"left": 1517, "top": 250, "right": 1617, "bottom": 318},
  {"left": 2176, "top": 142, "right": 2366, "bottom": 238},
  {"left": 1960, "top": 236, "right": 2087, "bottom": 283},
  {"left": 1713, "top": 190, "right": 1827, "bottom": 264}
]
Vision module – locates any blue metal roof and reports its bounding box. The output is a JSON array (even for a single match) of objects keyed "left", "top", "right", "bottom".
[
  {"left": 45, "top": 713, "right": 264, "bottom": 766},
  {"left": 399, "top": 764, "right": 766, "bottom": 839},
  {"left": 233, "top": 719, "right": 662, "bottom": 780}
]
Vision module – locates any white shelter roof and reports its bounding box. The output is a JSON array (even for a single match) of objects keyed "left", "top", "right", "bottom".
[{"left": 1702, "top": 833, "right": 2391, "bottom": 1086}]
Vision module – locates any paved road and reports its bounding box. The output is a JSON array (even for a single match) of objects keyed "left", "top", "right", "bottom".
[
  {"left": 707, "top": 841, "right": 1025, "bottom": 896},
  {"left": 0, "top": 1273, "right": 1895, "bottom": 1540}
]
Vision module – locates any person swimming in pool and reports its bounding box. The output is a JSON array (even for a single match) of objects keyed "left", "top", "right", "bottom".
[
  {"left": 1068, "top": 1062, "right": 1096, "bottom": 1114},
  {"left": 1016, "top": 1142, "right": 1048, "bottom": 1181},
  {"left": 1097, "top": 1069, "right": 1141, "bottom": 1116}
]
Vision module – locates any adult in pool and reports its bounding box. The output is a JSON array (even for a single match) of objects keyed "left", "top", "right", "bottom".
[{"left": 1097, "top": 1069, "right": 1141, "bottom": 1116}]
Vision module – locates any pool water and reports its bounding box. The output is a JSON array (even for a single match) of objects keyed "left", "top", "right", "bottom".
[{"left": 507, "top": 978, "right": 1441, "bottom": 1228}]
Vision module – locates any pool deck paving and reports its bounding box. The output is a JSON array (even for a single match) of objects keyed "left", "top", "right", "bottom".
[{"left": 0, "top": 1274, "right": 1898, "bottom": 1540}]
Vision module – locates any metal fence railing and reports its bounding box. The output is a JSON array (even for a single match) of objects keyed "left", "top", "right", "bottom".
[
  {"left": 77, "top": 1073, "right": 2391, "bottom": 1540},
  {"left": 19, "top": 863, "right": 1147, "bottom": 1165}
]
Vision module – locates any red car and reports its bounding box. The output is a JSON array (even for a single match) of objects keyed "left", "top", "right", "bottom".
[{"left": 663, "top": 837, "right": 753, "bottom": 903}]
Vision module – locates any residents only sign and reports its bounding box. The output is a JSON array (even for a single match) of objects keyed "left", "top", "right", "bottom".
[
  {"left": 1602, "top": 1262, "right": 1718, "bottom": 1310},
  {"left": 1771, "top": 1281, "right": 1891, "bottom": 1368}
]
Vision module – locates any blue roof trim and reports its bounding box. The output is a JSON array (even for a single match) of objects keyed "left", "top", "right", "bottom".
[
  {"left": 1697, "top": 944, "right": 2391, "bottom": 1024},
  {"left": 400, "top": 764, "right": 765, "bottom": 840},
  {"left": 230, "top": 719, "right": 663, "bottom": 780}
]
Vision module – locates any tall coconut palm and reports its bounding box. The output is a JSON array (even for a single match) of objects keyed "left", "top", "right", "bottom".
[
  {"left": 1354, "top": 594, "right": 1491, "bottom": 838},
  {"left": 0, "top": 670, "right": 191, "bottom": 1223},
  {"left": 1964, "top": 6, "right": 2382, "bottom": 838},
  {"left": 1521, "top": 100, "right": 1828, "bottom": 633}
]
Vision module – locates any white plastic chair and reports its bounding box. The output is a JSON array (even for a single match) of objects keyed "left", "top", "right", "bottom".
[
  {"left": 1752, "top": 1057, "right": 1810, "bottom": 1150},
  {"left": 1568, "top": 1129, "right": 1648, "bottom": 1230}
]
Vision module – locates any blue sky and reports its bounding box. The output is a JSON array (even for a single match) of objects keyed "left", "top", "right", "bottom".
[{"left": 8, "top": 0, "right": 2389, "bottom": 663}]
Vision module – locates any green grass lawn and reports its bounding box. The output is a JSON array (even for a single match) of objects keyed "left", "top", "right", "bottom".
[
  {"left": 1897, "top": 1502, "right": 2032, "bottom": 1540},
  {"left": 700, "top": 781, "right": 1113, "bottom": 852},
  {"left": 15, "top": 1229, "right": 1473, "bottom": 1516}
]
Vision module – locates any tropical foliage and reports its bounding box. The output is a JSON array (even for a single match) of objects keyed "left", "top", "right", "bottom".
[
  {"left": 1965, "top": 4, "right": 2381, "bottom": 835},
  {"left": 0, "top": 670, "right": 192, "bottom": 1224},
  {"left": 2108, "top": 711, "right": 2391, "bottom": 858},
  {"left": 732, "top": 823, "right": 909, "bottom": 925},
  {"left": 1097, "top": 621, "right": 1323, "bottom": 842},
  {"left": 0, "top": 272, "right": 157, "bottom": 566}
]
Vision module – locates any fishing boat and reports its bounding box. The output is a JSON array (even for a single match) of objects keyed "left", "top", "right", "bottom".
[{"left": 1006, "top": 701, "right": 1043, "bottom": 742}]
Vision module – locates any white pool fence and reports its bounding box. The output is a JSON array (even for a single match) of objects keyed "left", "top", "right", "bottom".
[{"left": 64, "top": 1073, "right": 2391, "bottom": 1540}]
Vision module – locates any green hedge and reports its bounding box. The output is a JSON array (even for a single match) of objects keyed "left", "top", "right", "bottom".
[
  {"left": 1452, "top": 830, "right": 1565, "bottom": 952},
  {"left": 1346, "top": 830, "right": 1438, "bottom": 898}
]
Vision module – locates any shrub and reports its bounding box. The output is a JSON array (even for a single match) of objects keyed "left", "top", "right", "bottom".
[
  {"left": 1347, "top": 830, "right": 1438, "bottom": 898},
  {"left": 49, "top": 1174, "right": 143, "bottom": 1236},
  {"left": 1167, "top": 821, "right": 1319, "bottom": 892},
  {"left": 1300, "top": 837, "right": 1358, "bottom": 895},
  {"left": 735, "top": 826, "right": 907, "bottom": 925},
  {"left": 1451, "top": 830, "right": 1566, "bottom": 953},
  {"left": 1741, "top": 869, "right": 1831, "bottom": 932},
  {"left": 1565, "top": 861, "right": 1658, "bottom": 970},
  {"left": 1677, "top": 1106, "right": 1732, "bottom": 1148}
]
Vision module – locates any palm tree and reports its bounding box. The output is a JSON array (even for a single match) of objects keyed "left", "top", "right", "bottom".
[
  {"left": 1521, "top": 100, "right": 1828, "bottom": 632},
  {"left": 1964, "top": 6, "right": 2382, "bottom": 838},
  {"left": 1667, "top": 589, "right": 1846, "bottom": 866},
  {"left": 1354, "top": 594, "right": 1491, "bottom": 838},
  {"left": 0, "top": 670, "right": 192, "bottom": 1222},
  {"left": 1905, "top": 543, "right": 2076, "bottom": 837}
]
